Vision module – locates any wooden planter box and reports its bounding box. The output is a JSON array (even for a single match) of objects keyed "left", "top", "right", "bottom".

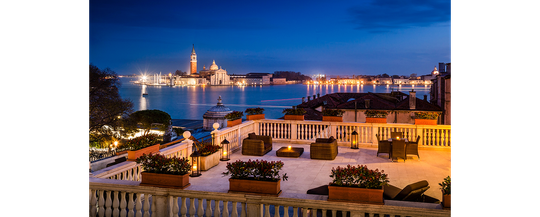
[
  {"left": 229, "top": 178, "right": 281, "bottom": 196},
  {"left": 415, "top": 119, "right": 437, "bottom": 125},
  {"left": 127, "top": 144, "right": 160, "bottom": 161},
  {"left": 200, "top": 151, "right": 220, "bottom": 171},
  {"left": 442, "top": 193, "right": 451, "bottom": 208},
  {"left": 227, "top": 119, "right": 242, "bottom": 127},
  {"left": 284, "top": 115, "right": 304, "bottom": 121},
  {"left": 246, "top": 114, "right": 265, "bottom": 121},
  {"left": 140, "top": 172, "right": 190, "bottom": 189},
  {"left": 322, "top": 116, "right": 343, "bottom": 122},
  {"left": 327, "top": 185, "right": 384, "bottom": 205},
  {"left": 366, "top": 117, "right": 387, "bottom": 123}
]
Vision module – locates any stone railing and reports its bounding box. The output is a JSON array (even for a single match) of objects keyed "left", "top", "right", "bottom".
[
  {"left": 92, "top": 140, "right": 193, "bottom": 181},
  {"left": 213, "top": 119, "right": 451, "bottom": 151},
  {"left": 90, "top": 178, "right": 451, "bottom": 217}
]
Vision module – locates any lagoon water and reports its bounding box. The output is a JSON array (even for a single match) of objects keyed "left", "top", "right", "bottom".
[{"left": 118, "top": 77, "right": 432, "bottom": 120}]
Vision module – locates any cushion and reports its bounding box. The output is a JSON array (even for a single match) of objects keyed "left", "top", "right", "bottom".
[
  {"left": 328, "top": 136, "right": 335, "bottom": 143},
  {"left": 394, "top": 180, "right": 429, "bottom": 200},
  {"left": 248, "top": 133, "right": 257, "bottom": 139}
]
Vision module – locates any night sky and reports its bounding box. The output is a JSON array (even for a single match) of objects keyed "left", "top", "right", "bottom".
[{"left": 90, "top": 0, "right": 450, "bottom": 77}]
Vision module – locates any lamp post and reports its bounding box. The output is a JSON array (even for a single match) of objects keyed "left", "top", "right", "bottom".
[
  {"left": 351, "top": 131, "right": 359, "bottom": 149},
  {"left": 220, "top": 139, "right": 230, "bottom": 161}
]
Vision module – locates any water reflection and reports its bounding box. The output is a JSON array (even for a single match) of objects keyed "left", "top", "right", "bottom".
[{"left": 140, "top": 85, "right": 147, "bottom": 110}]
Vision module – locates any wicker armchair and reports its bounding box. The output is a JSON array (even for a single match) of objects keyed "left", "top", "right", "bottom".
[
  {"left": 242, "top": 133, "right": 272, "bottom": 156},
  {"left": 310, "top": 136, "right": 338, "bottom": 160},
  {"left": 376, "top": 134, "right": 391, "bottom": 158},
  {"left": 391, "top": 139, "right": 406, "bottom": 162},
  {"left": 406, "top": 135, "right": 421, "bottom": 159},
  {"left": 391, "top": 132, "right": 404, "bottom": 139}
]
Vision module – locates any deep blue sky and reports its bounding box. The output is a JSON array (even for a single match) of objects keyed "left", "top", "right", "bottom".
[{"left": 90, "top": 0, "right": 450, "bottom": 76}]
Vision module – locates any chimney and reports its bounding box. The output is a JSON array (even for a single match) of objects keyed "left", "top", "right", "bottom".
[
  {"left": 409, "top": 90, "right": 416, "bottom": 110},
  {"left": 364, "top": 99, "right": 370, "bottom": 108},
  {"left": 317, "top": 93, "right": 320, "bottom": 98},
  {"left": 313, "top": 94, "right": 316, "bottom": 99},
  {"left": 302, "top": 97, "right": 306, "bottom": 103},
  {"left": 423, "top": 95, "right": 427, "bottom": 101},
  {"left": 308, "top": 96, "right": 311, "bottom": 101}
]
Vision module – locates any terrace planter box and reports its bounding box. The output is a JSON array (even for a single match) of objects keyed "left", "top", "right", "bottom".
[
  {"left": 327, "top": 185, "right": 384, "bottom": 205},
  {"left": 284, "top": 115, "right": 304, "bottom": 121},
  {"left": 442, "top": 193, "right": 451, "bottom": 208},
  {"left": 227, "top": 119, "right": 242, "bottom": 127},
  {"left": 414, "top": 119, "right": 437, "bottom": 125},
  {"left": 322, "top": 116, "right": 343, "bottom": 122},
  {"left": 127, "top": 144, "right": 160, "bottom": 161},
  {"left": 229, "top": 178, "right": 281, "bottom": 196},
  {"left": 139, "top": 172, "right": 190, "bottom": 189},
  {"left": 366, "top": 117, "right": 387, "bottom": 123},
  {"left": 200, "top": 151, "right": 220, "bottom": 171},
  {"left": 246, "top": 114, "right": 265, "bottom": 121}
]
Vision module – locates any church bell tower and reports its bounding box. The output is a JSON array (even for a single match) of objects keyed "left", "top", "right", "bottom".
[{"left": 190, "top": 44, "right": 197, "bottom": 75}]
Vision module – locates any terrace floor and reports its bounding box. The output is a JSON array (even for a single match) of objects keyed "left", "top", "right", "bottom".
[{"left": 184, "top": 142, "right": 451, "bottom": 206}]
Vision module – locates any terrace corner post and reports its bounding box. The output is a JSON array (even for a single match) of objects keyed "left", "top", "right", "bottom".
[
  {"left": 330, "top": 122, "right": 337, "bottom": 138},
  {"left": 245, "top": 195, "right": 264, "bottom": 217},
  {"left": 371, "top": 124, "right": 380, "bottom": 144},
  {"left": 290, "top": 120, "right": 298, "bottom": 141}
]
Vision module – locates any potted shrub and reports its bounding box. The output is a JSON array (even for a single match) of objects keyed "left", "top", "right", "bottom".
[
  {"left": 225, "top": 111, "right": 243, "bottom": 127},
  {"left": 282, "top": 107, "right": 306, "bottom": 120},
  {"left": 117, "top": 134, "right": 161, "bottom": 161},
  {"left": 364, "top": 110, "right": 388, "bottom": 123},
  {"left": 245, "top": 107, "right": 265, "bottom": 121},
  {"left": 328, "top": 164, "right": 389, "bottom": 205},
  {"left": 414, "top": 112, "right": 440, "bottom": 125},
  {"left": 322, "top": 109, "right": 345, "bottom": 122},
  {"left": 223, "top": 159, "right": 288, "bottom": 196},
  {"left": 439, "top": 176, "right": 451, "bottom": 208},
  {"left": 136, "top": 153, "right": 191, "bottom": 189},
  {"left": 197, "top": 141, "right": 221, "bottom": 171}
]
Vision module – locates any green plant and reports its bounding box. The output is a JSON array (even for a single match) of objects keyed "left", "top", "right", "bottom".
[
  {"left": 439, "top": 176, "right": 451, "bottom": 195},
  {"left": 364, "top": 110, "right": 389, "bottom": 118},
  {"left": 414, "top": 112, "right": 440, "bottom": 120},
  {"left": 173, "top": 127, "right": 185, "bottom": 136},
  {"left": 224, "top": 111, "right": 243, "bottom": 121},
  {"left": 322, "top": 109, "right": 345, "bottom": 117},
  {"left": 245, "top": 107, "right": 265, "bottom": 115},
  {"left": 223, "top": 159, "right": 289, "bottom": 182},
  {"left": 136, "top": 153, "right": 191, "bottom": 175},
  {"left": 282, "top": 108, "right": 306, "bottom": 115},
  {"left": 117, "top": 133, "right": 160, "bottom": 151},
  {"left": 197, "top": 141, "right": 221, "bottom": 156},
  {"left": 329, "top": 164, "right": 389, "bottom": 189}
]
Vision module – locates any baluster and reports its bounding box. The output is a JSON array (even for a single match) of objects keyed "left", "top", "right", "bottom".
[
  {"left": 331, "top": 210, "right": 336, "bottom": 217},
  {"left": 275, "top": 205, "right": 280, "bottom": 217},
  {"left": 222, "top": 201, "right": 229, "bottom": 217},
  {"left": 128, "top": 193, "right": 135, "bottom": 217},
  {"left": 105, "top": 191, "right": 113, "bottom": 217},
  {"left": 301, "top": 207, "right": 308, "bottom": 217},
  {"left": 127, "top": 168, "right": 133, "bottom": 181},
  {"left": 240, "top": 202, "right": 247, "bottom": 217},
  {"left": 264, "top": 204, "right": 270, "bottom": 217},
  {"left": 180, "top": 197, "right": 187, "bottom": 217},
  {"left": 143, "top": 194, "right": 150, "bottom": 217},
  {"left": 198, "top": 199, "right": 204, "bottom": 216},
  {"left": 283, "top": 206, "right": 289, "bottom": 217},
  {"left": 172, "top": 196, "right": 179, "bottom": 217},
  {"left": 231, "top": 201, "right": 238, "bottom": 217},
  {"left": 214, "top": 200, "right": 220, "bottom": 217},
  {"left": 90, "top": 189, "right": 97, "bottom": 217},
  {"left": 321, "top": 209, "right": 327, "bottom": 217},
  {"left": 292, "top": 207, "right": 298, "bottom": 217},
  {"left": 112, "top": 191, "right": 120, "bottom": 217},
  {"left": 135, "top": 193, "right": 143, "bottom": 217},
  {"left": 119, "top": 192, "right": 127, "bottom": 217},
  {"left": 189, "top": 198, "right": 196, "bottom": 217},
  {"left": 98, "top": 190, "right": 105, "bottom": 217}
]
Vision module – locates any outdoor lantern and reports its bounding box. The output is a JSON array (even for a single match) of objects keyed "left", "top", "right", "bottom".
[
  {"left": 220, "top": 139, "right": 230, "bottom": 161},
  {"left": 351, "top": 131, "right": 359, "bottom": 149},
  {"left": 288, "top": 145, "right": 292, "bottom": 150},
  {"left": 190, "top": 151, "right": 201, "bottom": 177}
]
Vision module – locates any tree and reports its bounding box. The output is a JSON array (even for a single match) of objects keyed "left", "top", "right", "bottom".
[
  {"left": 382, "top": 73, "right": 390, "bottom": 78},
  {"left": 410, "top": 73, "right": 417, "bottom": 78},
  {"left": 128, "top": 109, "right": 171, "bottom": 136},
  {"left": 175, "top": 70, "right": 186, "bottom": 76},
  {"left": 89, "top": 64, "right": 134, "bottom": 147}
]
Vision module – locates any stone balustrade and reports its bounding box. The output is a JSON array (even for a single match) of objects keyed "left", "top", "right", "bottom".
[{"left": 90, "top": 178, "right": 451, "bottom": 217}]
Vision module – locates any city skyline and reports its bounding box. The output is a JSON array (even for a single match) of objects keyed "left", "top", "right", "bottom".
[{"left": 90, "top": 0, "right": 450, "bottom": 76}]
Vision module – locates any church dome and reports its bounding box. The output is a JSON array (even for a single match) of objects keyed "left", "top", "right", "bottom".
[
  {"left": 209, "top": 60, "right": 219, "bottom": 71},
  {"left": 202, "top": 96, "right": 232, "bottom": 130},
  {"left": 432, "top": 66, "right": 439, "bottom": 75}
]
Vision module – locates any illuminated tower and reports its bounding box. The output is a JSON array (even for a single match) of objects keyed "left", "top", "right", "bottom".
[{"left": 190, "top": 44, "right": 197, "bottom": 75}]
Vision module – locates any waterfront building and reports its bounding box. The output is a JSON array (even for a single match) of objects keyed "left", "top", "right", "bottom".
[
  {"left": 174, "top": 76, "right": 207, "bottom": 85},
  {"left": 271, "top": 77, "right": 286, "bottom": 85},
  {"left": 202, "top": 96, "right": 232, "bottom": 130},
  {"left": 198, "top": 60, "right": 231, "bottom": 85},
  {"left": 430, "top": 63, "right": 451, "bottom": 125},
  {"left": 295, "top": 91, "right": 442, "bottom": 124},
  {"left": 230, "top": 73, "right": 272, "bottom": 85}
]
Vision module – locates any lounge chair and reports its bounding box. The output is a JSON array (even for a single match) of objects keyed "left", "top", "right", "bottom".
[
  {"left": 383, "top": 180, "right": 431, "bottom": 202},
  {"left": 242, "top": 133, "right": 272, "bottom": 156},
  {"left": 310, "top": 136, "right": 338, "bottom": 160},
  {"left": 376, "top": 134, "right": 391, "bottom": 158},
  {"left": 391, "top": 139, "right": 406, "bottom": 162},
  {"left": 406, "top": 135, "right": 421, "bottom": 159}
]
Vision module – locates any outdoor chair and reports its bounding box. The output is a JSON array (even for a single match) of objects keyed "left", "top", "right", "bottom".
[
  {"left": 391, "top": 132, "right": 404, "bottom": 139},
  {"left": 391, "top": 139, "right": 406, "bottom": 162},
  {"left": 310, "top": 136, "right": 338, "bottom": 160},
  {"left": 383, "top": 180, "right": 435, "bottom": 202},
  {"left": 242, "top": 133, "right": 272, "bottom": 156},
  {"left": 406, "top": 135, "right": 421, "bottom": 159},
  {"left": 376, "top": 134, "right": 391, "bottom": 158}
]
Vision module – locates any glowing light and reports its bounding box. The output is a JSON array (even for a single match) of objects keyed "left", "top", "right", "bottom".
[
  {"left": 223, "top": 151, "right": 227, "bottom": 156},
  {"left": 288, "top": 145, "right": 291, "bottom": 150}
]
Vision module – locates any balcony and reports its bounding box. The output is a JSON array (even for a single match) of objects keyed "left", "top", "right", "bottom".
[{"left": 90, "top": 119, "right": 451, "bottom": 216}]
